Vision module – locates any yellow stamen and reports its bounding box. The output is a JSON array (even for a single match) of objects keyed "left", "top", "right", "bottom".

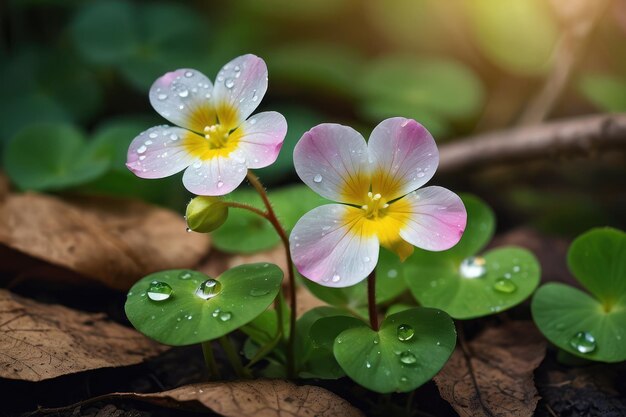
[{"left": 183, "top": 102, "right": 243, "bottom": 160}]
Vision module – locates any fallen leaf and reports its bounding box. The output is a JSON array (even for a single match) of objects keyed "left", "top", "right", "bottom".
[
  {"left": 97, "top": 380, "right": 363, "bottom": 417},
  {"left": 0, "top": 192, "right": 210, "bottom": 290},
  {"left": 434, "top": 321, "right": 546, "bottom": 417},
  {"left": 0, "top": 289, "right": 167, "bottom": 381}
]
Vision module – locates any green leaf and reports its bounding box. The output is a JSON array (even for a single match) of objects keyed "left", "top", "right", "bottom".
[
  {"left": 406, "top": 247, "right": 540, "bottom": 319},
  {"left": 567, "top": 228, "right": 626, "bottom": 307},
  {"left": 333, "top": 307, "right": 456, "bottom": 393},
  {"left": 3, "top": 123, "right": 109, "bottom": 191},
  {"left": 532, "top": 283, "right": 626, "bottom": 363},
  {"left": 303, "top": 315, "right": 365, "bottom": 379},
  {"left": 578, "top": 74, "right": 626, "bottom": 112},
  {"left": 465, "top": 0, "right": 557, "bottom": 75},
  {"left": 125, "top": 264, "right": 283, "bottom": 346},
  {"left": 359, "top": 56, "right": 484, "bottom": 123}
]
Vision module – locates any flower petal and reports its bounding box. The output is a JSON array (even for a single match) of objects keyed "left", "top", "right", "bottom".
[
  {"left": 368, "top": 117, "right": 439, "bottom": 201},
  {"left": 293, "top": 123, "right": 370, "bottom": 205},
  {"left": 237, "top": 111, "right": 287, "bottom": 169},
  {"left": 149, "top": 69, "right": 216, "bottom": 133},
  {"left": 126, "top": 125, "right": 196, "bottom": 179},
  {"left": 182, "top": 150, "right": 248, "bottom": 196},
  {"left": 395, "top": 186, "right": 467, "bottom": 251},
  {"left": 290, "top": 204, "right": 379, "bottom": 288},
  {"left": 212, "top": 54, "right": 268, "bottom": 127}
]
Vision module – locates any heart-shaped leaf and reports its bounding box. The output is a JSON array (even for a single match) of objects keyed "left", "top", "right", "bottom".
[
  {"left": 532, "top": 228, "right": 626, "bottom": 362},
  {"left": 406, "top": 247, "right": 540, "bottom": 319},
  {"left": 125, "top": 264, "right": 283, "bottom": 346},
  {"left": 333, "top": 307, "right": 456, "bottom": 393}
]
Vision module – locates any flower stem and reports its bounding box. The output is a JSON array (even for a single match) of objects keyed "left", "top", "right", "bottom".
[
  {"left": 367, "top": 270, "right": 379, "bottom": 331},
  {"left": 222, "top": 201, "right": 269, "bottom": 220},
  {"left": 246, "top": 170, "right": 297, "bottom": 378},
  {"left": 218, "top": 335, "right": 250, "bottom": 378},
  {"left": 201, "top": 341, "right": 221, "bottom": 379}
]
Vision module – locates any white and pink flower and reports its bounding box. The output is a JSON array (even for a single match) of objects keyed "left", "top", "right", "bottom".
[
  {"left": 290, "top": 117, "right": 467, "bottom": 287},
  {"left": 126, "top": 54, "right": 287, "bottom": 195}
]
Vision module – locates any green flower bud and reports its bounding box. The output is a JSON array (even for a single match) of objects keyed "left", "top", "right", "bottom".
[{"left": 185, "top": 196, "right": 228, "bottom": 233}]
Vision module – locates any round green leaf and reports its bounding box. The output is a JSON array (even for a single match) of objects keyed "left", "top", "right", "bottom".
[
  {"left": 333, "top": 307, "right": 456, "bottom": 393},
  {"left": 465, "top": 0, "right": 557, "bottom": 75},
  {"left": 125, "top": 264, "right": 283, "bottom": 346},
  {"left": 3, "top": 123, "right": 109, "bottom": 191},
  {"left": 532, "top": 283, "right": 626, "bottom": 363},
  {"left": 567, "top": 228, "right": 626, "bottom": 307},
  {"left": 406, "top": 247, "right": 540, "bottom": 319}
]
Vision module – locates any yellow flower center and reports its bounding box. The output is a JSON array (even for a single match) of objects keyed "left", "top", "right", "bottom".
[
  {"left": 183, "top": 103, "right": 243, "bottom": 160},
  {"left": 361, "top": 192, "right": 389, "bottom": 219}
]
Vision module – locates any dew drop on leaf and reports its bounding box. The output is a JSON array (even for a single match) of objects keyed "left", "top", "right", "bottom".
[
  {"left": 569, "top": 331, "right": 596, "bottom": 354},
  {"left": 493, "top": 278, "right": 517, "bottom": 293},
  {"left": 178, "top": 271, "right": 193, "bottom": 280},
  {"left": 218, "top": 311, "right": 233, "bottom": 322},
  {"left": 459, "top": 256, "right": 487, "bottom": 279},
  {"left": 397, "top": 324, "right": 414, "bottom": 341},
  {"left": 195, "top": 279, "right": 222, "bottom": 300},
  {"left": 147, "top": 281, "right": 172, "bottom": 301},
  {"left": 399, "top": 351, "right": 417, "bottom": 365},
  {"left": 249, "top": 288, "right": 270, "bottom": 297}
]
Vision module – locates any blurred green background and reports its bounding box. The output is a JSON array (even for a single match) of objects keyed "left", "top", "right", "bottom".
[{"left": 1, "top": 0, "right": 624, "bottom": 237}]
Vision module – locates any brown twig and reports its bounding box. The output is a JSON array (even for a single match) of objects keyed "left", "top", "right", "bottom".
[{"left": 438, "top": 113, "right": 626, "bottom": 174}]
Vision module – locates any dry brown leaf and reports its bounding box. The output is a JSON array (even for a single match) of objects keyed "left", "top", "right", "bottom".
[
  {"left": 0, "top": 192, "right": 210, "bottom": 290},
  {"left": 434, "top": 321, "right": 546, "bottom": 417},
  {"left": 126, "top": 380, "right": 363, "bottom": 417},
  {"left": 0, "top": 289, "right": 167, "bottom": 381}
]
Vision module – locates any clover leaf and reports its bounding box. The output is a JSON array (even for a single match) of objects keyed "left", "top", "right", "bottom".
[
  {"left": 532, "top": 228, "right": 626, "bottom": 362},
  {"left": 404, "top": 194, "right": 541, "bottom": 319},
  {"left": 333, "top": 307, "right": 456, "bottom": 393},
  {"left": 125, "top": 264, "right": 283, "bottom": 346}
]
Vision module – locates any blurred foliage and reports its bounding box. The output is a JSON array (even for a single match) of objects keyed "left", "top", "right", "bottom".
[{"left": 0, "top": 0, "right": 624, "bottom": 234}]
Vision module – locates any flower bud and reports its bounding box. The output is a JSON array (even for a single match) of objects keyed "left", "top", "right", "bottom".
[{"left": 185, "top": 196, "right": 228, "bottom": 233}]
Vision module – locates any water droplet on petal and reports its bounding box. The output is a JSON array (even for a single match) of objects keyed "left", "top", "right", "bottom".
[
  {"left": 225, "top": 78, "right": 235, "bottom": 88},
  {"left": 184, "top": 71, "right": 194, "bottom": 78},
  {"left": 331, "top": 274, "right": 341, "bottom": 283},
  {"left": 217, "top": 181, "right": 224, "bottom": 188},
  {"left": 148, "top": 133, "right": 158, "bottom": 139},
  {"left": 399, "top": 351, "right": 417, "bottom": 365},
  {"left": 493, "top": 278, "right": 517, "bottom": 294},
  {"left": 313, "top": 174, "right": 323, "bottom": 183},
  {"left": 195, "top": 279, "right": 222, "bottom": 300},
  {"left": 459, "top": 256, "right": 487, "bottom": 279},
  {"left": 397, "top": 324, "right": 414, "bottom": 341},
  {"left": 147, "top": 281, "right": 172, "bottom": 301},
  {"left": 569, "top": 331, "right": 596, "bottom": 354},
  {"left": 157, "top": 93, "right": 168, "bottom": 101},
  {"left": 417, "top": 172, "right": 425, "bottom": 178},
  {"left": 178, "top": 89, "right": 189, "bottom": 98},
  {"left": 363, "top": 256, "right": 371, "bottom": 263},
  {"left": 137, "top": 145, "right": 147, "bottom": 154}
]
